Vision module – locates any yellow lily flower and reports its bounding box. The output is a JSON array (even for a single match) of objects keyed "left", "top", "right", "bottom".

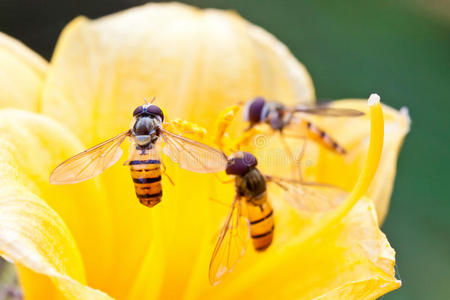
[{"left": 0, "top": 3, "right": 408, "bottom": 299}]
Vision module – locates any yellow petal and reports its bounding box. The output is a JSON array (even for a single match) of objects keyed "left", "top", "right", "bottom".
[
  {"left": 41, "top": 2, "right": 314, "bottom": 146},
  {"left": 302, "top": 100, "right": 410, "bottom": 222},
  {"left": 0, "top": 109, "right": 113, "bottom": 299},
  {"left": 39, "top": 3, "right": 315, "bottom": 298},
  {"left": 0, "top": 32, "right": 47, "bottom": 110}
]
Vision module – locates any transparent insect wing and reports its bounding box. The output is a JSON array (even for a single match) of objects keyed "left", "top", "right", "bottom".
[
  {"left": 293, "top": 105, "right": 364, "bottom": 117},
  {"left": 209, "top": 196, "right": 250, "bottom": 285},
  {"left": 268, "top": 176, "right": 348, "bottom": 213},
  {"left": 49, "top": 130, "right": 130, "bottom": 184},
  {"left": 161, "top": 128, "right": 228, "bottom": 173},
  {"left": 284, "top": 182, "right": 348, "bottom": 212}
]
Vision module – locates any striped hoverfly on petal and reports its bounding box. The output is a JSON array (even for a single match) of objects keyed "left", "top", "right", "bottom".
[
  {"left": 242, "top": 97, "right": 364, "bottom": 155},
  {"left": 49, "top": 101, "right": 228, "bottom": 207},
  {"left": 209, "top": 151, "right": 347, "bottom": 285}
]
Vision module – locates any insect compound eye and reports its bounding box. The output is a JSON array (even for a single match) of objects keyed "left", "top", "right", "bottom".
[
  {"left": 146, "top": 105, "right": 165, "bottom": 121},
  {"left": 243, "top": 97, "right": 266, "bottom": 123},
  {"left": 225, "top": 152, "right": 258, "bottom": 175},
  {"left": 133, "top": 106, "right": 144, "bottom": 117},
  {"left": 242, "top": 152, "right": 257, "bottom": 168}
]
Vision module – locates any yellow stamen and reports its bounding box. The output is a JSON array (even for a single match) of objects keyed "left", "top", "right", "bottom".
[
  {"left": 232, "top": 128, "right": 262, "bottom": 151},
  {"left": 164, "top": 118, "right": 208, "bottom": 140},
  {"left": 301, "top": 93, "right": 384, "bottom": 240},
  {"left": 213, "top": 105, "right": 241, "bottom": 152}
]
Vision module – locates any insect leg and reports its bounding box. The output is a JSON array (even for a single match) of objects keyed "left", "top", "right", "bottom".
[
  {"left": 296, "top": 138, "right": 309, "bottom": 184},
  {"left": 209, "top": 197, "right": 231, "bottom": 208},
  {"left": 278, "top": 132, "right": 302, "bottom": 181},
  {"left": 161, "top": 160, "right": 175, "bottom": 185}
]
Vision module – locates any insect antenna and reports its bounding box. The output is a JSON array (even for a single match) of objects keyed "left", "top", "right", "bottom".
[{"left": 143, "top": 97, "right": 157, "bottom": 105}]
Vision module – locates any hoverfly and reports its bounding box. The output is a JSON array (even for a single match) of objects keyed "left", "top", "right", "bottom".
[
  {"left": 50, "top": 101, "right": 228, "bottom": 207},
  {"left": 242, "top": 97, "right": 364, "bottom": 155},
  {"left": 209, "top": 151, "right": 346, "bottom": 285}
]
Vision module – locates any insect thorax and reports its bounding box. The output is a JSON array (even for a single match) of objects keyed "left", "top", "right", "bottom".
[
  {"left": 264, "top": 101, "right": 288, "bottom": 131},
  {"left": 235, "top": 168, "right": 267, "bottom": 205},
  {"left": 132, "top": 116, "right": 161, "bottom": 148}
]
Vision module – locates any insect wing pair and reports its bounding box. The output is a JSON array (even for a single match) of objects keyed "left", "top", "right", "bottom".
[
  {"left": 49, "top": 128, "right": 228, "bottom": 185},
  {"left": 292, "top": 104, "right": 364, "bottom": 117}
]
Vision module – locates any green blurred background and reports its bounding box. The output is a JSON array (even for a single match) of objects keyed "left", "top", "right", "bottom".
[{"left": 0, "top": 0, "right": 449, "bottom": 299}]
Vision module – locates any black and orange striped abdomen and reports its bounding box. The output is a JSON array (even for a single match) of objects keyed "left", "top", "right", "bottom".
[
  {"left": 129, "top": 155, "right": 162, "bottom": 207},
  {"left": 300, "top": 119, "right": 346, "bottom": 154},
  {"left": 246, "top": 194, "right": 274, "bottom": 251}
]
